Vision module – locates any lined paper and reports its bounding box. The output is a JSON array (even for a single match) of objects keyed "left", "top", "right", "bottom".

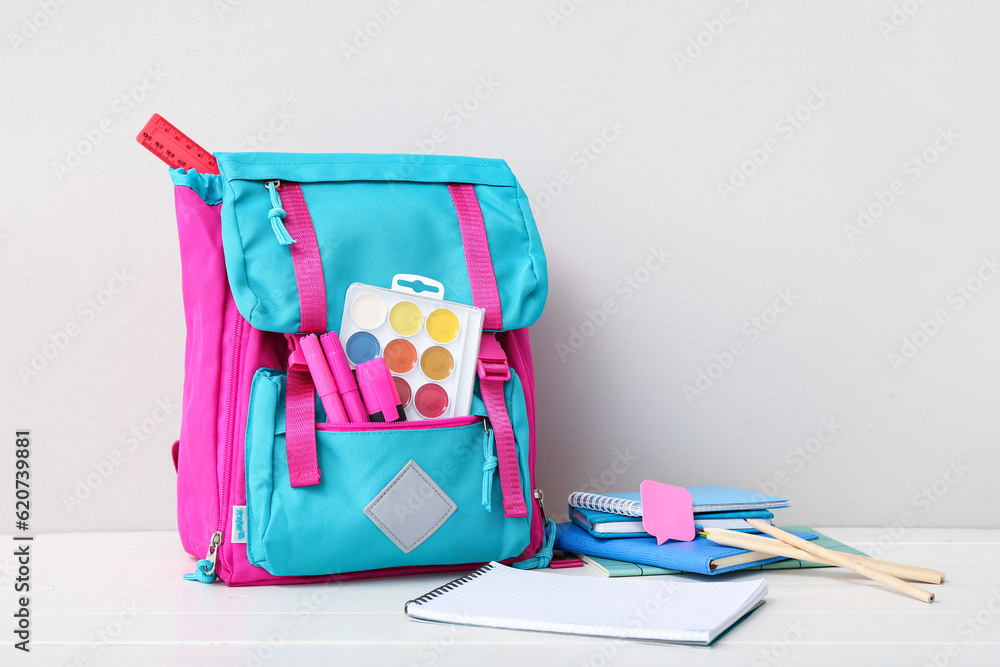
[{"left": 405, "top": 562, "right": 768, "bottom": 645}]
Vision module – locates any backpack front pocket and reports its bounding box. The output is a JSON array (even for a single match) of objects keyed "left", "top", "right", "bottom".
[{"left": 243, "top": 368, "right": 532, "bottom": 576}]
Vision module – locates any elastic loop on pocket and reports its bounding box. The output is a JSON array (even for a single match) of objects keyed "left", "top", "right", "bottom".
[
  {"left": 478, "top": 332, "right": 527, "bottom": 518},
  {"left": 285, "top": 367, "right": 321, "bottom": 487}
]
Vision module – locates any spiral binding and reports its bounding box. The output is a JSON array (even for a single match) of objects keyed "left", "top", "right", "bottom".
[
  {"left": 405, "top": 563, "right": 497, "bottom": 611},
  {"left": 568, "top": 492, "right": 643, "bottom": 517}
]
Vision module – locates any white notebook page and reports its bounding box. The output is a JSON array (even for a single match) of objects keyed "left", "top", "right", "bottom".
[{"left": 405, "top": 562, "right": 768, "bottom": 645}]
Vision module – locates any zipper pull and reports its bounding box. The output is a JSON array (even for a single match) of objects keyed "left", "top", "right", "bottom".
[
  {"left": 481, "top": 420, "right": 498, "bottom": 511},
  {"left": 183, "top": 531, "right": 222, "bottom": 583},
  {"left": 264, "top": 180, "right": 295, "bottom": 246},
  {"left": 534, "top": 488, "right": 547, "bottom": 523},
  {"left": 513, "top": 489, "right": 556, "bottom": 571}
]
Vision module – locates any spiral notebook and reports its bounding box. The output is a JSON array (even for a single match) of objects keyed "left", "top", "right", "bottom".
[
  {"left": 404, "top": 562, "right": 768, "bottom": 646},
  {"left": 568, "top": 485, "right": 789, "bottom": 518}
]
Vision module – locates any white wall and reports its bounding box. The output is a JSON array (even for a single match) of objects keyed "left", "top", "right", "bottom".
[{"left": 3, "top": 0, "right": 997, "bottom": 532}]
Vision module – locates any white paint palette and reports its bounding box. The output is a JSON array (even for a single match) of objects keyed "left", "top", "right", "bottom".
[{"left": 338, "top": 280, "right": 485, "bottom": 420}]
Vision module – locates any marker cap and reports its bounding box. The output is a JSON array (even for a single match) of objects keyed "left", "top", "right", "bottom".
[{"left": 356, "top": 358, "right": 405, "bottom": 423}]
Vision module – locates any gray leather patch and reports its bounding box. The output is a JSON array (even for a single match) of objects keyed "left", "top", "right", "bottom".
[{"left": 364, "top": 460, "right": 457, "bottom": 554}]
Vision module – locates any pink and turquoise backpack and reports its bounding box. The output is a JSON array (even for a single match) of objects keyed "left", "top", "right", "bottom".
[{"left": 168, "top": 153, "right": 551, "bottom": 585}]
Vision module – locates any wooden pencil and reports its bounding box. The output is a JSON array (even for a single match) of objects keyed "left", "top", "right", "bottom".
[
  {"left": 703, "top": 528, "right": 944, "bottom": 584},
  {"left": 746, "top": 519, "right": 935, "bottom": 603}
]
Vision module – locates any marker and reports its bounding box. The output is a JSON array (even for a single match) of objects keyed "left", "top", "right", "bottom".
[
  {"left": 300, "top": 334, "right": 349, "bottom": 423},
  {"left": 356, "top": 358, "right": 406, "bottom": 423},
  {"left": 320, "top": 331, "right": 369, "bottom": 422}
]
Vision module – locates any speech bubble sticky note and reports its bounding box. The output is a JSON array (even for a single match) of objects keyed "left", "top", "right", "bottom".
[{"left": 640, "top": 480, "right": 696, "bottom": 545}]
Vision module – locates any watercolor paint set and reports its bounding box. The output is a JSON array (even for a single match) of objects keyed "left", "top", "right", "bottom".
[{"left": 338, "top": 278, "right": 485, "bottom": 421}]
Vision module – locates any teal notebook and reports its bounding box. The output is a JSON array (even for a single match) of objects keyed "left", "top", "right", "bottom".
[
  {"left": 573, "top": 527, "right": 865, "bottom": 577},
  {"left": 579, "top": 554, "right": 684, "bottom": 576}
]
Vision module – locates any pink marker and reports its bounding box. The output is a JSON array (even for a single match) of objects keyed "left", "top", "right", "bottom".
[
  {"left": 300, "top": 334, "right": 349, "bottom": 423},
  {"left": 320, "top": 331, "right": 368, "bottom": 422},
  {"left": 356, "top": 358, "right": 406, "bottom": 423}
]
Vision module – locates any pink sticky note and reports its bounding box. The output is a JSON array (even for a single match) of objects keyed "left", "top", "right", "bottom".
[{"left": 640, "top": 480, "right": 695, "bottom": 545}]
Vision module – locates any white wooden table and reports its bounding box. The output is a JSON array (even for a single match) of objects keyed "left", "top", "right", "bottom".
[{"left": 3, "top": 529, "right": 997, "bottom": 666}]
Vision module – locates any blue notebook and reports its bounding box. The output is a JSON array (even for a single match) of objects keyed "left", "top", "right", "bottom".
[
  {"left": 573, "top": 527, "right": 866, "bottom": 577},
  {"left": 553, "top": 522, "right": 817, "bottom": 576},
  {"left": 571, "top": 506, "right": 775, "bottom": 539},
  {"left": 568, "top": 485, "right": 789, "bottom": 517}
]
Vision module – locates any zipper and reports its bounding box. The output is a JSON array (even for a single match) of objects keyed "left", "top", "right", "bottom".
[
  {"left": 317, "top": 415, "right": 481, "bottom": 432},
  {"left": 505, "top": 332, "right": 537, "bottom": 489},
  {"left": 212, "top": 314, "right": 247, "bottom": 582},
  {"left": 204, "top": 531, "right": 223, "bottom": 575},
  {"left": 505, "top": 330, "right": 546, "bottom": 555},
  {"left": 534, "top": 488, "right": 547, "bottom": 523},
  {"left": 184, "top": 530, "right": 224, "bottom": 583}
]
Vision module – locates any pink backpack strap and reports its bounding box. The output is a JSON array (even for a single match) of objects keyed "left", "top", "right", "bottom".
[
  {"left": 280, "top": 183, "right": 328, "bottom": 334},
  {"left": 280, "top": 182, "right": 327, "bottom": 488},
  {"left": 448, "top": 184, "right": 527, "bottom": 519},
  {"left": 448, "top": 184, "right": 503, "bottom": 331}
]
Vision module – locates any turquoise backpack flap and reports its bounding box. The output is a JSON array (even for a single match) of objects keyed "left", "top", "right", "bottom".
[{"left": 215, "top": 152, "right": 547, "bottom": 333}]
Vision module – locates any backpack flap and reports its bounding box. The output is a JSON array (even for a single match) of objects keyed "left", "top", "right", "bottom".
[
  {"left": 215, "top": 152, "right": 547, "bottom": 335},
  {"left": 216, "top": 152, "right": 545, "bottom": 520}
]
